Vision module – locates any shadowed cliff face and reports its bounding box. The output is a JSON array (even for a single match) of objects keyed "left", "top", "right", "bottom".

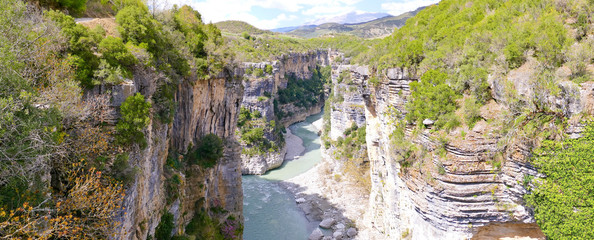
[{"left": 115, "top": 68, "right": 245, "bottom": 240}]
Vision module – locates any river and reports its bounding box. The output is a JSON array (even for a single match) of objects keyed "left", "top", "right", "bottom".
[{"left": 242, "top": 112, "right": 323, "bottom": 240}]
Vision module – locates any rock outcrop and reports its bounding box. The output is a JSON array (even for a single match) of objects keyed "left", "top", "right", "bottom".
[
  {"left": 328, "top": 62, "right": 593, "bottom": 239},
  {"left": 239, "top": 51, "right": 329, "bottom": 175},
  {"left": 114, "top": 67, "right": 244, "bottom": 240}
]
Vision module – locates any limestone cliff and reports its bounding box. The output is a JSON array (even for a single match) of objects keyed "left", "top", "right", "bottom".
[
  {"left": 356, "top": 64, "right": 594, "bottom": 239},
  {"left": 239, "top": 51, "right": 329, "bottom": 175},
  {"left": 111, "top": 66, "right": 244, "bottom": 240}
]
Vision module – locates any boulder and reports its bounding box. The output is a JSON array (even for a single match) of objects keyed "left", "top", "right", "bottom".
[
  {"left": 346, "top": 228, "right": 357, "bottom": 237},
  {"left": 423, "top": 119, "right": 434, "bottom": 126},
  {"left": 319, "top": 218, "right": 335, "bottom": 229},
  {"left": 296, "top": 197, "right": 307, "bottom": 203},
  {"left": 333, "top": 231, "right": 343, "bottom": 239},
  {"left": 309, "top": 228, "right": 324, "bottom": 240}
]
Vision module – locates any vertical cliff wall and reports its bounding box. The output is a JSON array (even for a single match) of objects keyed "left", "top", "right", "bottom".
[
  {"left": 239, "top": 51, "right": 329, "bottom": 175},
  {"left": 327, "top": 64, "right": 590, "bottom": 239},
  {"left": 114, "top": 67, "right": 244, "bottom": 240}
]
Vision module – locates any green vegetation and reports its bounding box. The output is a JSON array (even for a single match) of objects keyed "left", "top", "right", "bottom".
[
  {"left": 526, "top": 122, "right": 594, "bottom": 239},
  {"left": 186, "top": 134, "right": 225, "bottom": 168},
  {"left": 325, "top": 122, "right": 370, "bottom": 192},
  {"left": 116, "top": 93, "right": 152, "bottom": 148},
  {"left": 155, "top": 212, "right": 175, "bottom": 240},
  {"left": 237, "top": 107, "right": 282, "bottom": 156},
  {"left": 47, "top": 10, "right": 102, "bottom": 88},
  {"left": 153, "top": 80, "right": 178, "bottom": 124},
  {"left": 406, "top": 70, "right": 460, "bottom": 129},
  {"left": 265, "top": 64, "right": 273, "bottom": 74},
  {"left": 98, "top": 36, "right": 137, "bottom": 69},
  {"left": 183, "top": 203, "right": 242, "bottom": 240},
  {"left": 276, "top": 65, "right": 329, "bottom": 119}
]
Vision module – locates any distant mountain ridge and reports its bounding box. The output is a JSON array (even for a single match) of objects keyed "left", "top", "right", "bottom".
[
  {"left": 216, "top": 7, "right": 425, "bottom": 39},
  {"left": 281, "top": 7, "right": 424, "bottom": 39},
  {"left": 305, "top": 11, "right": 392, "bottom": 25}
]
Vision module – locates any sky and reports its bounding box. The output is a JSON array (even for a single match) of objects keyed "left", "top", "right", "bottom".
[{"left": 166, "top": 0, "right": 440, "bottom": 30}]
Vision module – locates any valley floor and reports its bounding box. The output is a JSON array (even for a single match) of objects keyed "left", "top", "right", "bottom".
[{"left": 281, "top": 118, "right": 371, "bottom": 240}]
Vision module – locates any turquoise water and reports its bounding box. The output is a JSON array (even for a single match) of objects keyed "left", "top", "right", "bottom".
[{"left": 242, "top": 112, "right": 323, "bottom": 240}]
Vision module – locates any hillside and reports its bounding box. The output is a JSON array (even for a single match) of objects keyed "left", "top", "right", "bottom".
[{"left": 215, "top": 20, "right": 273, "bottom": 36}]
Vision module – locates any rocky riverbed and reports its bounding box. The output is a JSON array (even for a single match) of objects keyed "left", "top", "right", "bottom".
[{"left": 281, "top": 117, "right": 369, "bottom": 240}]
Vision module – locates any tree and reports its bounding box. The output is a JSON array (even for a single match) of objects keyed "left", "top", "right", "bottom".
[
  {"left": 116, "top": 5, "right": 156, "bottom": 47},
  {"left": 116, "top": 93, "right": 152, "bottom": 148},
  {"left": 526, "top": 122, "right": 594, "bottom": 239},
  {"left": 406, "top": 69, "right": 460, "bottom": 129},
  {"left": 0, "top": 167, "right": 124, "bottom": 239},
  {"left": 57, "top": 0, "right": 88, "bottom": 14},
  {"left": 99, "top": 36, "right": 137, "bottom": 68},
  {"left": 189, "top": 134, "right": 224, "bottom": 168}
]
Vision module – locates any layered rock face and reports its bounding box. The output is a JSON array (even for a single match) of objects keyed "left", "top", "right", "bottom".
[
  {"left": 329, "top": 65, "right": 368, "bottom": 140},
  {"left": 329, "top": 63, "right": 594, "bottom": 239},
  {"left": 239, "top": 51, "right": 329, "bottom": 174},
  {"left": 115, "top": 67, "right": 244, "bottom": 240}
]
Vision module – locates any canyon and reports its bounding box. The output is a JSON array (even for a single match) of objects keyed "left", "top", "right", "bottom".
[{"left": 3, "top": 1, "right": 592, "bottom": 239}]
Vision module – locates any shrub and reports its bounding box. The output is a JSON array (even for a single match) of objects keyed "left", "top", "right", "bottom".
[
  {"left": 46, "top": 10, "right": 100, "bottom": 88},
  {"left": 174, "top": 5, "right": 207, "bottom": 58},
  {"left": 241, "top": 128, "right": 264, "bottom": 145},
  {"left": 185, "top": 210, "right": 224, "bottom": 239},
  {"left": 153, "top": 82, "right": 177, "bottom": 124},
  {"left": 155, "top": 212, "right": 174, "bottom": 240},
  {"left": 526, "top": 122, "right": 594, "bottom": 239},
  {"left": 242, "top": 32, "right": 252, "bottom": 40},
  {"left": 99, "top": 36, "right": 137, "bottom": 68},
  {"left": 116, "top": 5, "right": 156, "bottom": 47},
  {"left": 54, "top": 0, "right": 88, "bottom": 14},
  {"left": 116, "top": 93, "right": 152, "bottom": 148},
  {"left": 253, "top": 68, "right": 264, "bottom": 77},
  {"left": 111, "top": 153, "right": 136, "bottom": 185},
  {"left": 277, "top": 67, "right": 326, "bottom": 109},
  {"left": 368, "top": 76, "right": 380, "bottom": 87},
  {"left": 504, "top": 42, "right": 525, "bottom": 69},
  {"left": 406, "top": 69, "right": 460, "bottom": 129},
  {"left": 188, "top": 134, "right": 224, "bottom": 168},
  {"left": 265, "top": 64, "right": 273, "bottom": 74},
  {"left": 165, "top": 173, "right": 181, "bottom": 204},
  {"left": 93, "top": 59, "right": 126, "bottom": 85},
  {"left": 530, "top": 10, "right": 570, "bottom": 68},
  {"left": 463, "top": 97, "right": 482, "bottom": 128}
]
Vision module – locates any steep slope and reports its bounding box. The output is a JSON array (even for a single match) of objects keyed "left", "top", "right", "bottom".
[{"left": 344, "top": 0, "right": 594, "bottom": 239}]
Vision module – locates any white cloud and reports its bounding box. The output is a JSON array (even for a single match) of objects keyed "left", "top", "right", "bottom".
[
  {"left": 381, "top": 0, "right": 440, "bottom": 16},
  {"left": 166, "top": 0, "right": 366, "bottom": 29}
]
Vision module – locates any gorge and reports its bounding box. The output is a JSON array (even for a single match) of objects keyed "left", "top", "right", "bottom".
[{"left": 1, "top": 0, "right": 594, "bottom": 240}]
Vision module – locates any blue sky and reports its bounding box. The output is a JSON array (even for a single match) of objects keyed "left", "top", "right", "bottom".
[{"left": 167, "top": 0, "right": 440, "bottom": 29}]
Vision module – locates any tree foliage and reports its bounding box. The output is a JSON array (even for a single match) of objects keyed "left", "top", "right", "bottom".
[
  {"left": 99, "top": 36, "right": 137, "bottom": 69},
  {"left": 526, "top": 122, "right": 594, "bottom": 239},
  {"left": 406, "top": 70, "right": 460, "bottom": 129},
  {"left": 116, "top": 93, "right": 152, "bottom": 148},
  {"left": 187, "top": 134, "right": 225, "bottom": 168}
]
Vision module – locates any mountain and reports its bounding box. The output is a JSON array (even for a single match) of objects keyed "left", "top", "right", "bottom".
[
  {"left": 271, "top": 26, "right": 301, "bottom": 33},
  {"left": 285, "top": 7, "right": 424, "bottom": 39},
  {"left": 305, "top": 11, "right": 391, "bottom": 25},
  {"left": 214, "top": 20, "right": 273, "bottom": 35}
]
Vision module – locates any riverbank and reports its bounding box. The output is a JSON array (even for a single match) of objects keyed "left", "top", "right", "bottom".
[{"left": 280, "top": 118, "right": 369, "bottom": 240}]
